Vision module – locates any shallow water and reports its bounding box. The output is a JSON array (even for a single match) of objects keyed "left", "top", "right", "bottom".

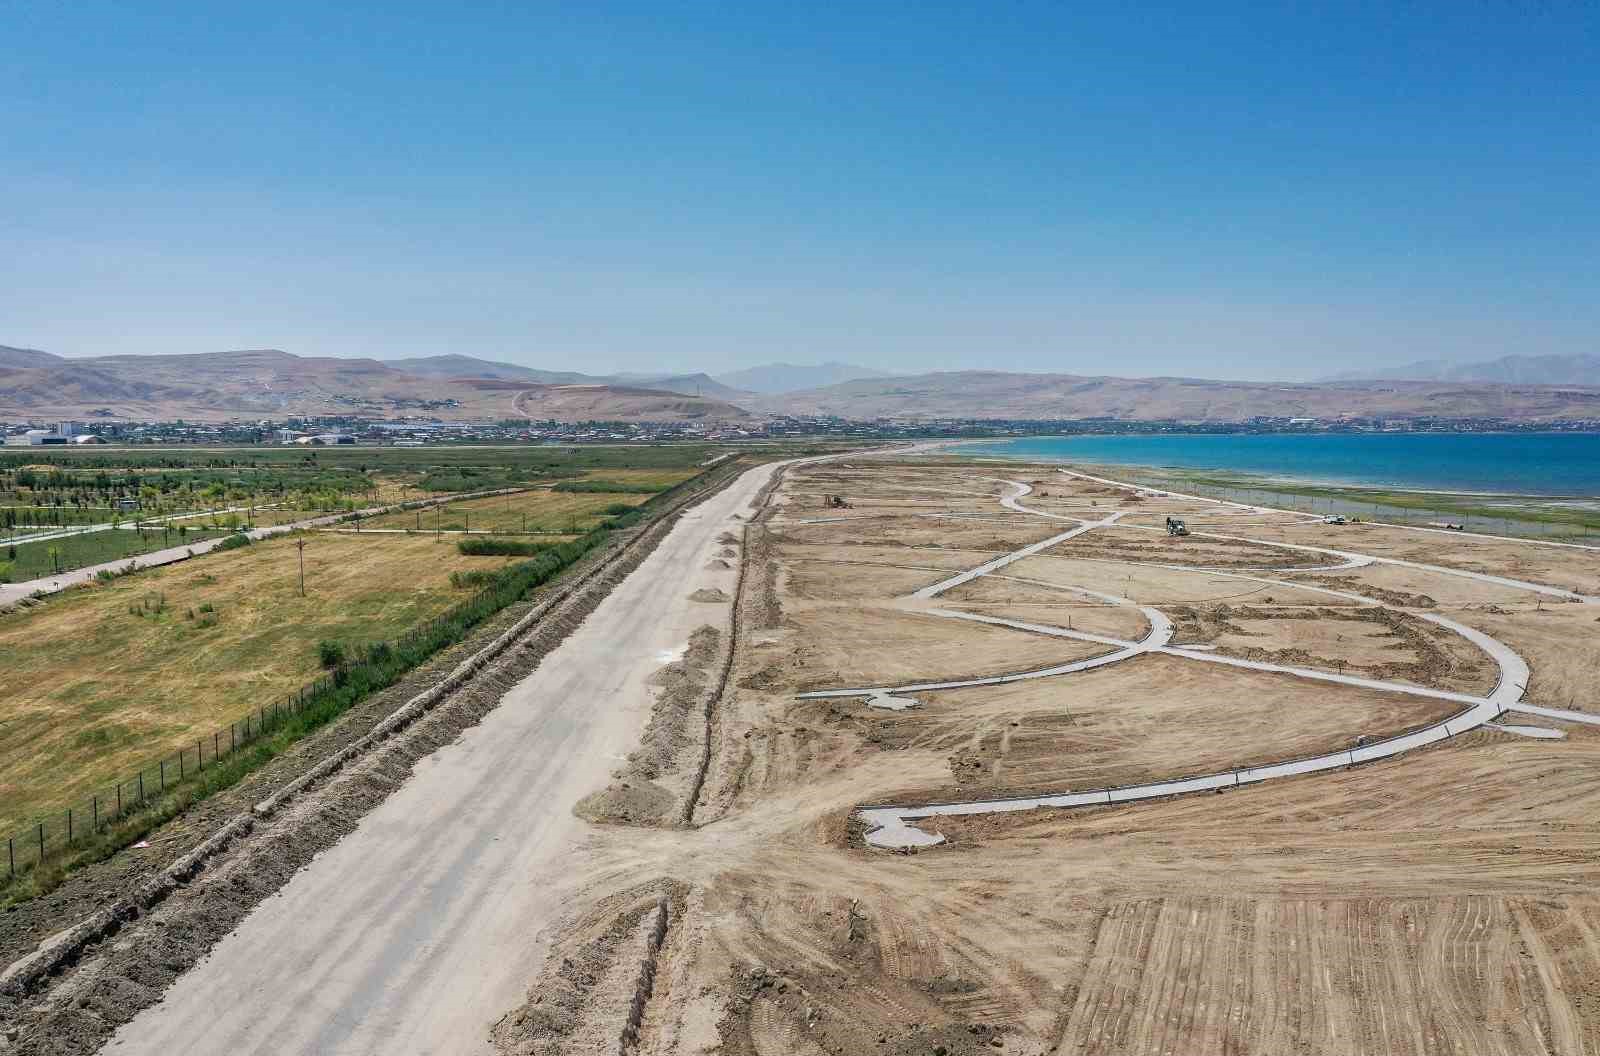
[{"left": 956, "top": 433, "right": 1600, "bottom": 496}]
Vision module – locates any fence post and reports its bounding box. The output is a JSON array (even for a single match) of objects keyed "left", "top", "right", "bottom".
[
  {"left": 37, "top": 823, "right": 44, "bottom": 864},
  {"left": 94, "top": 796, "right": 99, "bottom": 831},
  {"left": 179, "top": 749, "right": 184, "bottom": 782},
  {"left": 117, "top": 784, "right": 123, "bottom": 817},
  {"left": 198, "top": 737, "right": 204, "bottom": 771},
  {"left": 160, "top": 759, "right": 166, "bottom": 792},
  {"left": 67, "top": 809, "right": 73, "bottom": 845},
  {"left": 7, "top": 838, "right": 12, "bottom": 878}
]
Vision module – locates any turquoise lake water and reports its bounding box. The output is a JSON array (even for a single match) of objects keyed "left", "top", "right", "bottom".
[{"left": 954, "top": 434, "right": 1600, "bottom": 496}]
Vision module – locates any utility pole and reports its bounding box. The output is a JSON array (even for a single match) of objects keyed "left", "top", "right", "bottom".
[{"left": 296, "top": 538, "right": 306, "bottom": 597}]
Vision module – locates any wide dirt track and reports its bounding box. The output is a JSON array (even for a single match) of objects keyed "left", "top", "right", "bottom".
[
  {"left": 101, "top": 457, "right": 780, "bottom": 1054},
  {"left": 48, "top": 453, "right": 1600, "bottom": 1055}
]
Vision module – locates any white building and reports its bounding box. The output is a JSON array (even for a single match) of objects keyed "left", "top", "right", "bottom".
[{"left": 4, "top": 429, "right": 65, "bottom": 446}]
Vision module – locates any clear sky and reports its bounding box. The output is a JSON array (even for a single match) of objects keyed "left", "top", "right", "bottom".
[{"left": 3, "top": 2, "right": 1596, "bottom": 380}]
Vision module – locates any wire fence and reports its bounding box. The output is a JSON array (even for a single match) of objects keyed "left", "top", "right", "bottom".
[
  {"left": 4, "top": 666, "right": 345, "bottom": 885},
  {"left": 0, "top": 455, "right": 740, "bottom": 890}
]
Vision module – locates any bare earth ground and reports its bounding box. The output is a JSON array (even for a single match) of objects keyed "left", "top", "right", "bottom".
[
  {"left": 10, "top": 455, "right": 1600, "bottom": 1055},
  {"left": 610, "top": 458, "right": 1600, "bottom": 1056}
]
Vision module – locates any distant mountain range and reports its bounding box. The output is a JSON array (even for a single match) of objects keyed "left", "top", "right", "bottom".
[
  {"left": 714, "top": 361, "right": 892, "bottom": 393},
  {"left": 380, "top": 356, "right": 889, "bottom": 396},
  {"left": 0, "top": 345, "right": 62, "bottom": 370},
  {"left": 383, "top": 354, "right": 593, "bottom": 385},
  {"left": 4, "top": 347, "right": 1598, "bottom": 423},
  {"left": 740, "top": 370, "right": 1600, "bottom": 421},
  {"left": 0, "top": 348, "right": 747, "bottom": 423},
  {"left": 1326, "top": 353, "right": 1600, "bottom": 386}
]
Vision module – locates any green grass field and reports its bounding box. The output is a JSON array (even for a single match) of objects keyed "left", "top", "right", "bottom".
[{"left": 1, "top": 526, "right": 231, "bottom": 581}]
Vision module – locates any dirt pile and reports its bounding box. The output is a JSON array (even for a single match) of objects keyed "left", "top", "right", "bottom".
[
  {"left": 718, "top": 963, "right": 1017, "bottom": 1056},
  {"left": 490, "top": 881, "right": 684, "bottom": 1056},
  {"left": 577, "top": 626, "right": 721, "bottom": 826}
]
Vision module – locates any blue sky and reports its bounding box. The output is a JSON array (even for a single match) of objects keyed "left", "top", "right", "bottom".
[{"left": 2, "top": 2, "right": 1596, "bottom": 380}]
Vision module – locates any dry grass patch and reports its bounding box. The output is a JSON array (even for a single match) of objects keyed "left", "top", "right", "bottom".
[
  {"left": 0, "top": 532, "right": 518, "bottom": 830},
  {"left": 361, "top": 489, "right": 648, "bottom": 534}
]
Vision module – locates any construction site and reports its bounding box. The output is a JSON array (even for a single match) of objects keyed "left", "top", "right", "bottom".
[{"left": 6, "top": 452, "right": 1600, "bottom": 1056}]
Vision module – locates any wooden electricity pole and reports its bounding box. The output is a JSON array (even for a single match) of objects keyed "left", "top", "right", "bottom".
[{"left": 297, "top": 538, "right": 306, "bottom": 597}]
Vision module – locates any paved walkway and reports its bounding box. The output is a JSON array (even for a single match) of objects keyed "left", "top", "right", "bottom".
[{"left": 802, "top": 476, "right": 1575, "bottom": 848}]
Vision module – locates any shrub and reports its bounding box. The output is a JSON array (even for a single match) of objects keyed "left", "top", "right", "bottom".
[
  {"left": 317, "top": 640, "right": 346, "bottom": 668},
  {"left": 214, "top": 532, "right": 253, "bottom": 552},
  {"left": 456, "top": 537, "right": 553, "bottom": 557},
  {"left": 449, "top": 569, "right": 499, "bottom": 589}
]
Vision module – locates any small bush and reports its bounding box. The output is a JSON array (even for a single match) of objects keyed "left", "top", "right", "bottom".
[
  {"left": 214, "top": 532, "right": 253, "bottom": 552},
  {"left": 317, "top": 640, "right": 346, "bottom": 668},
  {"left": 456, "top": 537, "right": 553, "bottom": 557},
  {"left": 449, "top": 569, "right": 499, "bottom": 589}
]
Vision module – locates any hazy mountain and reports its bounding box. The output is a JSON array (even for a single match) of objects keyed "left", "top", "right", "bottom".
[
  {"left": 0, "top": 345, "right": 64, "bottom": 369},
  {"left": 1328, "top": 354, "right": 1600, "bottom": 385},
  {"left": 6, "top": 345, "right": 1599, "bottom": 423},
  {"left": 0, "top": 347, "right": 749, "bottom": 422},
  {"left": 384, "top": 354, "right": 597, "bottom": 385},
  {"left": 747, "top": 370, "right": 1600, "bottom": 422},
  {"left": 714, "top": 361, "right": 891, "bottom": 394},
  {"left": 504, "top": 380, "right": 750, "bottom": 422},
  {"left": 607, "top": 372, "right": 750, "bottom": 401}
]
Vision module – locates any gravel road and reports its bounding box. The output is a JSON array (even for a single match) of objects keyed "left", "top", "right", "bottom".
[{"left": 105, "top": 461, "right": 778, "bottom": 1055}]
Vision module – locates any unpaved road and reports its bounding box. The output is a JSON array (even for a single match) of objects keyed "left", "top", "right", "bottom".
[{"left": 106, "top": 462, "right": 778, "bottom": 1055}]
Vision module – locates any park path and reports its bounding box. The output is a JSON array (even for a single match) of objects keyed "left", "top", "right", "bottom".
[{"left": 810, "top": 478, "right": 1581, "bottom": 848}]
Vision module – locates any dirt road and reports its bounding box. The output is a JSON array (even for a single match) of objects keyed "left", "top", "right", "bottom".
[{"left": 105, "top": 462, "right": 777, "bottom": 1055}]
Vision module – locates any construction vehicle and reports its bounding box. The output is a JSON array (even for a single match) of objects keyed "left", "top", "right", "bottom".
[
  {"left": 824, "top": 494, "right": 852, "bottom": 509},
  {"left": 1165, "top": 516, "right": 1189, "bottom": 536},
  {"left": 1323, "top": 514, "right": 1347, "bottom": 525}
]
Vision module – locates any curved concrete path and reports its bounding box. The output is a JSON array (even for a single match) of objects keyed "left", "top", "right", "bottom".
[{"left": 817, "top": 474, "right": 1558, "bottom": 847}]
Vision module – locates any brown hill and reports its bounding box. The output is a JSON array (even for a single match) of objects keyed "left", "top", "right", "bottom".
[
  {"left": 0, "top": 349, "right": 748, "bottom": 423},
  {"left": 5, "top": 349, "right": 1599, "bottom": 424},
  {"left": 508, "top": 383, "right": 749, "bottom": 423},
  {"left": 748, "top": 370, "right": 1600, "bottom": 422}
]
